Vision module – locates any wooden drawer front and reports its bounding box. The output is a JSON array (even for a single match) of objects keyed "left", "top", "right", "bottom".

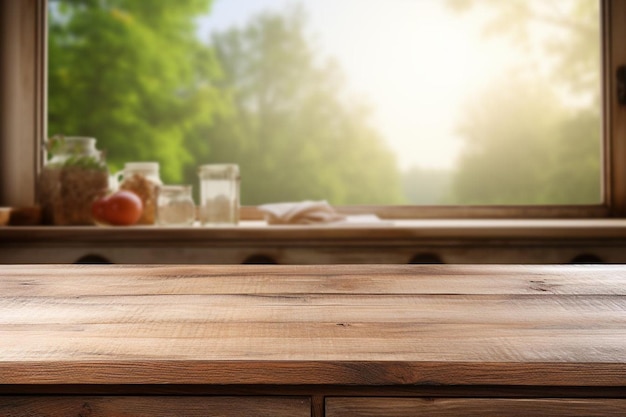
[
  {"left": 326, "top": 397, "right": 626, "bottom": 417},
  {"left": 0, "top": 396, "right": 311, "bottom": 416}
]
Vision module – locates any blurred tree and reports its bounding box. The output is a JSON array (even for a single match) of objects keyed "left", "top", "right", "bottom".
[
  {"left": 49, "top": 2, "right": 404, "bottom": 205},
  {"left": 202, "top": 9, "right": 405, "bottom": 205},
  {"left": 445, "top": 0, "right": 601, "bottom": 204},
  {"left": 448, "top": 75, "right": 600, "bottom": 204},
  {"left": 48, "top": 0, "right": 225, "bottom": 183}
]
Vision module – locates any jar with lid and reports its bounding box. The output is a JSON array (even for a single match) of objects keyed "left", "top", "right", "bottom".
[
  {"left": 38, "top": 136, "right": 109, "bottom": 225},
  {"left": 157, "top": 185, "right": 196, "bottom": 226},
  {"left": 117, "top": 162, "right": 162, "bottom": 225}
]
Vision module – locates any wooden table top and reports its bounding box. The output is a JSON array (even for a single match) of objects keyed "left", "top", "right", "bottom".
[{"left": 1, "top": 264, "right": 625, "bottom": 386}]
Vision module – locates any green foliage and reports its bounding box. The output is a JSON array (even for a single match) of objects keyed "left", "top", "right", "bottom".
[
  {"left": 49, "top": 1, "right": 404, "bottom": 205},
  {"left": 48, "top": 0, "right": 224, "bottom": 183},
  {"left": 444, "top": 0, "right": 602, "bottom": 205},
  {"left": 201, "top": 9, "right": 405, "bottom": 205}
]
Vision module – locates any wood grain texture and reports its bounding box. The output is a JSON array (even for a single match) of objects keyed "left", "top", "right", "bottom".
[
  {"left": 1, "top": 264, "right": 626, "bottom": 386},
  {"left": 0, "top": 396, "right": 310, "bottom": 417},
  {"left": 325, "top": 398, "right": 626, "bottom": 417},
  {"left": 2, "top": 264, "right": 626, "bottom": 295}
]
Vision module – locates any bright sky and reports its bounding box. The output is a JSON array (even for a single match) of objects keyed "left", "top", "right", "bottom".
[{"left": 198, "top": 0, "right": 522, "bottom": 171}]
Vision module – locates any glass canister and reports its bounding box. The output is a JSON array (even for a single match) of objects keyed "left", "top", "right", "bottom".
[
  {"left": 198, "top": 164, "right": 240, "bottom": 226},
  {"left": 38, "top": 136, "right": 109, "bottom": 225},
  {"left": 117, "top": 162, "right": 162, "bottom": 225},
  {"left": 157, "top": 185, "right": 196, "bottom": 226}
]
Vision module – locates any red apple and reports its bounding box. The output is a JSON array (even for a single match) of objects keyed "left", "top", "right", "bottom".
[{"left": 92, "top": 190, "right": 143, "bottom": 226}]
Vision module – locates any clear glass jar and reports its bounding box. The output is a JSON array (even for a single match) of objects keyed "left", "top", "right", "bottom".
[
  {"left": 198, "top": 164, "right": 240, "bottom": 226},
  {"left": 38, "top": 136, "right": 109, "bottom": 225},
  {"left": 117, "top": 162, "right": 162, "bottom": 225},
  {"left": 157, "top": 185, "right": 196, "bottom": 226}
]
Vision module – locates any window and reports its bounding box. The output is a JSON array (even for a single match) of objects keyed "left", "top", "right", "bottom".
[{"left": 1, "top": 0, "right": 625, "bottom": 219}]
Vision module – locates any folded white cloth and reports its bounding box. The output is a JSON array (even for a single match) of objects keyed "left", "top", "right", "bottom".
[{"left": 258, "top": 200, "right": 346, "bottom": 225}]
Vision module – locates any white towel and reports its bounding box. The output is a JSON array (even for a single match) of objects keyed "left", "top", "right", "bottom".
[{"left": 258, "top": 200, "right": 346, "bottom": 225}]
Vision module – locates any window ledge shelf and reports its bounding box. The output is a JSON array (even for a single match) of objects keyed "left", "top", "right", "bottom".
[{"left": 2, "top": 219, "right": 626, "bottom": 244}]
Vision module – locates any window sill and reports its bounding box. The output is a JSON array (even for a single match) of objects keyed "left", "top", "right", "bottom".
[{"left": 1, "top": 218, "right": 626, "bottom": 244}]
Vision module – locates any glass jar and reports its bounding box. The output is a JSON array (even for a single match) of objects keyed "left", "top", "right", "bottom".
[
  {"left": 38, "top": 136, "right": 109, "bottom": 225},
  {"left": 157, "top": 185, "right": 196, "bottom": 226},
  {"left": 116, "top": 162, "right": 162, "bottom": 225},
  {"left": 198, "top": 164, "right": 240, "bottom": 226}
]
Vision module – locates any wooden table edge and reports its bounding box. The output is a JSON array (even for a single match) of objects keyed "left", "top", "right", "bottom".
[{"left": 1, "top": 361, "right": 625, "bottom": 386}]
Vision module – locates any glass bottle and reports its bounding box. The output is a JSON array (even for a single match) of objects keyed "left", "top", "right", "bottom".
[
  {"left": 157, "top": 185, "right": 196, "bottom": 226},
  {"left": 198, "top": 164, "right": 240, "bottom": 226},
  {"left": 117, "top": 162, "right": 162, "bottom": 225},
  {"left": 38, "top": 136, "right": 109, "bottom": 225}
]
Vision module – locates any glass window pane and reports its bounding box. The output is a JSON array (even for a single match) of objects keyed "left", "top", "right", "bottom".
[{"left": 48, "top": 0, "right": 602, "bottom": 206}]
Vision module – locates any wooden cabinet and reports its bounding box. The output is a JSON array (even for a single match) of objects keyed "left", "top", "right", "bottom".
[
  {"left": 0, "top": 396, "right": 311, "bottom": 417},
  {"left": 326, "top": 398, "right": 626, "bottom": 417},
  {"left": 5, "top": 395, "right": 626, "bottom": 417}
]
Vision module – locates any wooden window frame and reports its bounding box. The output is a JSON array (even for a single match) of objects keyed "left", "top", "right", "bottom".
[{"left": 1, "top": 0, "right": 625, "bottom": 220}]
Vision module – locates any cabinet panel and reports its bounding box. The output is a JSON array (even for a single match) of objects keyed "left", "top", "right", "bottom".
[
  {"left": 326, "top": 397, "right": 626, "bottom": 417},
  {"left": 0, "top": 396, "right": 310, "bottom": 417}
]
